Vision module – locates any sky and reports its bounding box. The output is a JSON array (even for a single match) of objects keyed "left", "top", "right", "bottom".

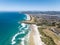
[{"left": 0, "top": 0, "right": 60, "bottom": 11}]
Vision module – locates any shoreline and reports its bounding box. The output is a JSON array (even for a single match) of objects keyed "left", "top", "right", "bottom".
[
  {"left": 22, "top": 14, "right": 45, "bottom": 45},
  {"left": 20, "top": 13, "right": 60, "bottom": 45},
  {"left": 25, "top": 14, "right": 45, "bottom": 45},
  {"left": 29, "top": 24, "right": 45, "bottom": 45},
  {"left": 21, "top": 14, "right": 36, "bottom": 24},
  {"left": 25, "top": 14, "right": 32, "bottom": 21}
]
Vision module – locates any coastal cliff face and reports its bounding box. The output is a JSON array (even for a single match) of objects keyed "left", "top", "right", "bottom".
[{"left": 21, "top": 14, "right": 60, "bottom": 45}]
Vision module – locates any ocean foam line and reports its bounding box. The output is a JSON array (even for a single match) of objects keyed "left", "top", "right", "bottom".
[
  {"left": 19, "top": 24, "right": 29, "bottom": 31},
  {"left": 19, "top": 23, "right": 26, "bottom": 31},
  {"left": 11, "top": 31, "right": 26, "bottom": 45},
  {"left": 19, "top": 29, "right": 30, "bottom": 45},
  {"left": 23, "top": 24, "right": 30, "bottom": 31},
  {"left": 18, "top": 14, "right": 31, "bottom": 45},
  {"left": 19, "top": 23, "right": 30, "bottom": 34},
  {"left": 11, "top": 32, "right": 20, "bottom": 45},
  {"left": 20, "top": 26, "right": 30, "bottom": 45},
  {"left": 21, "top": 38, "right": 25, "bottom": 45},
  {"left": 24, "top": 30, "right": 31, "bottom": 45},
  {"left": 20, "top": 29, "right": 31, "bottom": 45},
  {"left": 25, "top": 14, "right": 30, "bottom": 20},
  {"left": 11, "top": 14, "right": 30, "bottom": 45},
  {"left": 20, "top": 14, "right": 31, "bottom": 45},
  {"left": 11, "top": 24, "right": 29, "bottom": 45},
  {"left": 11, "top": 23, "right": 27, "bottom": 45}
]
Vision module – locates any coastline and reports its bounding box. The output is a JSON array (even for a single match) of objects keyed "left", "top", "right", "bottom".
[
  {"left": 25, "top": 14, "right": 45, "bottom": 45},
  {"left": 29, "top": 24, "right": 45, "bottom": 45},
  {"left": 25, "top": 14, "right": 31, "bottom": 20},
  {"left": 26, "top": 14, "right": 60, "bottom": 45},
  {"left": 21, "top": 14, "right": 36, "bottom": 24}
]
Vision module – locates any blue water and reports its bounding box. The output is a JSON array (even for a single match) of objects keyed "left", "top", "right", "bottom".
[{"left": 0, "top": 12, "right": 29, "bottom": 45}]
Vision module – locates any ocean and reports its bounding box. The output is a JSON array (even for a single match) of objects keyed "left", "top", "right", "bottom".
[{"left": 0, "top": 12, "right": 30, "bottom": 45}]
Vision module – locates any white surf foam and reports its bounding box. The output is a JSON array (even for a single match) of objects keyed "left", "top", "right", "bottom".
[
  {"left": 21, "top": 23, "right": 26, "bottom": 27},
  {"left": 25, "top": 14, "right": 30, "bottom": 20},
  {"left": 11, "top": 23, "right": 27, "bottom": 45},
  {"left": 19, "top": 14, "right": 31, "bottom": 45},
  {"left": 11, "top": 32, "right": 20, "bottom": 45},
  {"left": 11, "top": 31, "right": 25, "bottom": 45},
  {"left": 23, "top": 24, "right": 30, "bottom": 30},
  {"left": 11, "top": 14, "right": 30, "bottom": 45},
  {"left": 21, "top": 38, "right": 25, "bottom": 45},
  {"left": 20, "top": 30, "right": 30, "bottom": 45},
  {"left": 19, "top": 26, "right": 30, "bottom": 45},
  {"left": 19, "top": 23, "right": 26, "bottom": 31}
]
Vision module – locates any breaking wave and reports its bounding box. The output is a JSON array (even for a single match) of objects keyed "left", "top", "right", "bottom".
[{"left": 11, "top": 14, "right": 30, "bottom": 45}]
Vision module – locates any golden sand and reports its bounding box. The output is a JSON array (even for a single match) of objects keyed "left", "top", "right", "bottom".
[{"left": 29, "top": 30, "right": 35, "bottom": 45}]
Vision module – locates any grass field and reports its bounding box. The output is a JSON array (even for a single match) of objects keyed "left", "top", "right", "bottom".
[
  {"left": 38, "top": 27, "right": 56, "bottom": 45},
  {"left": 43, "top": 29, "right": 60, "bottom": 45}
]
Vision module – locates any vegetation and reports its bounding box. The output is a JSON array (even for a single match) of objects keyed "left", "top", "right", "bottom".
[
  {"left": 35, "top": 15, "right": 60, "bottom": 45},
  {"left": 33, "top": 16, "right": 59, "bottom": 45},
  {"left": 38, "top": 27, "right": 56, "bottom": 45},
  {"left": 56, "top": 23, "right": 60, "bottom": 28},
  {"left": 43, "top": 29, "right": 60, "bottom": 45}
]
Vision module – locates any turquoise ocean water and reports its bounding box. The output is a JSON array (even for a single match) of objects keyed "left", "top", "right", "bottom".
[{"left": 0, "top": 12, "right": 30, "bottom": 45}]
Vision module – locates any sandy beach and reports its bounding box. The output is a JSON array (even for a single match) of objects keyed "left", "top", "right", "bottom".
[
  {"left": 24, "top": 14, "right": 45, "bottom": 45},
  {"left": 29, "top": 24, "right": 45, "bottom": 45}
]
